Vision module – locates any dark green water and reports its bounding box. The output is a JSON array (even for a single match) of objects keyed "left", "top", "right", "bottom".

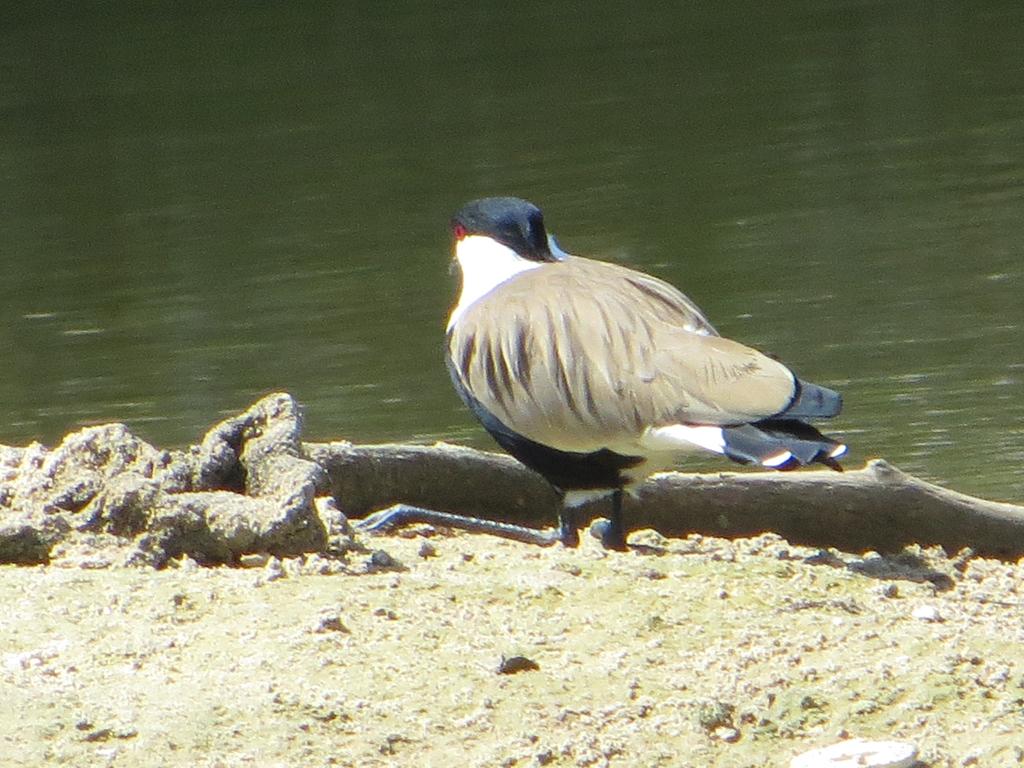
[{"left": 2, "top": 3, "right": 1022, "bottom": 502}]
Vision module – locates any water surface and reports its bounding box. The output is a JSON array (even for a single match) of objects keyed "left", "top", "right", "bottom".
[{"left": 2, "top": 2, "right": 1022, "bottom": 501}]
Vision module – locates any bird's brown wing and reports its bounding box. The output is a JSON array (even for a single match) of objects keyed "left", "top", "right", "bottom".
[{"left": 447, "top": 257, "right": 796, "bottom": 453}]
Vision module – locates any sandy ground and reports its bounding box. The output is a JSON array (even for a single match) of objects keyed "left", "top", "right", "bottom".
[{"left": 2, "top": 528, "right": 1023, "bottom": 768}]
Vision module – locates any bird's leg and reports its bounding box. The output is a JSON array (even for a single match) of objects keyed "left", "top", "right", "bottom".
[
  {"left": 590, "top": 489, "right": 629, "bottom": 551},
  {"left": 357, "top": 494, "right": 630, "bottom": 551},
  {"left": 356, "top": 504, "right": 565, "bottom": 547},
  {"left": 557, "top": 503, "right": 580, "bottom": 548}
]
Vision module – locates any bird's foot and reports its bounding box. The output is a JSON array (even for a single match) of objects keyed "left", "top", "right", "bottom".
[
  {"left": 356, "top": 504, "right": 631, "bottom": 551},
  {"left": 356, "top": 506, "right": 413, "bottom": 533},
  {"left": 589, "top": 518, "right": 629, "bottom": 552},
  {"left": 355, "top": 504, "right": 562, "bottom": 547}
]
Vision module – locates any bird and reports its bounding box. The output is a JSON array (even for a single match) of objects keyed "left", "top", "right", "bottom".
[{"left": 360, "top": 196, "right": 847, "bottom": 550}]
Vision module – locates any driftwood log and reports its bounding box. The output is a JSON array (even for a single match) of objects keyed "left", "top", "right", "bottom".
[
  {"left": 9, "top": 395, "right": 1017, "bottom": 566},
  {"left": 307, "top": 441, "right": 1024, "bottom": 560}
]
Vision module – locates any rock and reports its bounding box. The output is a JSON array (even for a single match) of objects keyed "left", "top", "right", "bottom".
[
  {"left": 78, "top": 475, "right": 163, "bottom": 536},
  {"left": 497, "top": 655, "right": 540, "bottom": 674},
  {"left": 0, "top": 424, "right": 181, "bottom": 565},
  {"left": 170, "top": 554, "right": 199, "bottom": 571},
  {"left": 47, "top": 533, "right": 132, "bottom": 569},
  {"left": 367, "top": 549, "right": 404, "bottom": 572},
  {"left": 315, "top": 496, "right": 351, "bottom": 536},
  {"left": 3, "top": 640, "right": 68, "bottom": 671},
  {"left": 0, "top": 523, "right": 52, "bottom": 565},
  {"left": 0, "top": 394, "right": 330, "bottom": 567},
  {"left": 695, "top": 699, "right": 735, "bottom": 732},
  {"left": 713, "top": 726, "right": 740, "bottom": 743},
  {"left": 912, "top": 605, "right": 943, "bottom": 622},
  {"left": 418, "top": 541, "right": 438, "bottom": 559},
  {"left": 193, "top": 393, "right": 328, "bottom": 557},
  {"left": 236, "top": 395, "right": 314, "bottom": 493},
  {"left": 192, "top": 413, "right": 248, "bottom": 493},
  {"left": 0, "top": 425, "right": 176, "bottom": 518},
  {"left": 263, "top": 556, "right": 285, "bottom": 582},
  {"left": 132, "top": 490, "right": 324, "bottom": 567},
  {"left": 312, "top": 612, "right": 350, "bottom": 634},
  {"left": 193, "top": 393, "right": 322, "bottom": 497},
  {"left": 0, "top": 444, "right": 29, "bottom": 484},
  {"left": 315, "top": 496, "right": 361, "bottom": 557},
  {"left": 790, "top": 738, "right": 918, "bottom": 768},
  {"left": 627, "top": 528, "right": 669, "bottom": 549}
]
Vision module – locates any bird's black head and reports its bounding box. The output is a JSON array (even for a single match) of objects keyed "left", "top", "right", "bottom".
[{"left": 451, "top": 197, "right": 556, "bottom": 263}]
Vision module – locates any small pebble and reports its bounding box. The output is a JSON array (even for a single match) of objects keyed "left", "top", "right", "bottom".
[
  {"left": 911, "top": 605, "right": 943, "bottom": 622},
  {"left": 264, "top": 557, "right": 285, "bottom": 582},
  {"left": 628, "top": 528, "right": 668, "bottom": 548},
  {"left": 879, "top": 583, "right": 899, "bottom": 599},
  {"left": 371, "top": 550, "right": 395, "bottom": 567},
  {"left": 713, "top": 726, "right": 740, "bottom": 743},
  {"left": 369, "top": 550, "right": 402, "bottom": 570},
  {"left": 790, "top": 738, "right": 918, "bottom": 768},
  {"left": 314, "top": 496, "right": 351, "bottom": 535},
  {"left": 312, "top": 613, "right": 350, "bottom": 634},
  {"left": 239, "top": 553, "right": 270, "bottom": 568},
  {"left": 497, "top": 655, "right": 539, "bottom": 674},
  {"left": 173, "top": 555, "right": 199, "bottom": 571},
  {"left": 695, "top": 699, "right": 735, "bottom": 731},
  {"left": 418, "top": 541, "right": 438, "bottom": 559}
]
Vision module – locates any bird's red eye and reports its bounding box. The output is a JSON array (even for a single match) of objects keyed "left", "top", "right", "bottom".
[{"left": 452, "top": 223, "right": 468, "bottom": 240}]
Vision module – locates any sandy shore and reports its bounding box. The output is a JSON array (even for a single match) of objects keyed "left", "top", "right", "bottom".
[{"left": 3, "top": 528, "right": 1022, "bottom": 768}]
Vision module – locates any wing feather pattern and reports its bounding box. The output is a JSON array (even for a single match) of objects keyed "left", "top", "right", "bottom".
[{"left": 447, "top": 256, "right": 798, "bottom": 454}]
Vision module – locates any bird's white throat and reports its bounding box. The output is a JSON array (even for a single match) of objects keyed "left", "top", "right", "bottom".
[{"left": 447, "top": 235, "right": 541, "bottom": 330}]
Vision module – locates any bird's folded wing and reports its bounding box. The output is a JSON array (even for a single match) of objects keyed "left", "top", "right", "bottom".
[{"left": 449, "top": 258, "right": 796, "bottom": 452}]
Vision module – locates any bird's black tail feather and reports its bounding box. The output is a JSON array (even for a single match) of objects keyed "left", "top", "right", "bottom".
[{"left": 722, "top": 419, "right": 846, "bottom": 471}]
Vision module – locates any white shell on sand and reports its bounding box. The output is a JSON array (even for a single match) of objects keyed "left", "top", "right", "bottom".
[
  {"left": 911, "top": 604, "right": 943, "bottom": 622},
  {"left": 790, "top": 738, "right": 918, "bottom": 768}
]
